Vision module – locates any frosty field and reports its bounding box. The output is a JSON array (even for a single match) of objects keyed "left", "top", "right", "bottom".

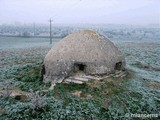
[{"left": 0, "top": 36, "right": 160, "bottom": 119}]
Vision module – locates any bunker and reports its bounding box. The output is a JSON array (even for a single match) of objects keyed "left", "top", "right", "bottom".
[{"left": 43, "top": 30, "right": 125, "bottom": 83}]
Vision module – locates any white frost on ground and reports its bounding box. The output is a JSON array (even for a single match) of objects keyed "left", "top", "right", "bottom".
[{"left": 0, "top": 37, "right": 160, "bottom": 102}]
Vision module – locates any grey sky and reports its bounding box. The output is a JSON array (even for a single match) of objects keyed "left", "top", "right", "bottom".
[{"left": 0, "top": 0, "right": 159, "bottom": 25}]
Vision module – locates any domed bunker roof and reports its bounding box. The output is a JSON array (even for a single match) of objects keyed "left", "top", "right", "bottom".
[{"left": 43, "top": 30, "right": 125, "bottom": 83}]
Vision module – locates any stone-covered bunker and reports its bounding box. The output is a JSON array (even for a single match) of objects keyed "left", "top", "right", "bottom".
[{"left": 43, "top": 30, "right": 125, "bottom": 83}]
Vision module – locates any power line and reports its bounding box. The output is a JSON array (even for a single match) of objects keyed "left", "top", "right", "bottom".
[{"left": 51, "top": 0, "right": 82, "bottom": 20}]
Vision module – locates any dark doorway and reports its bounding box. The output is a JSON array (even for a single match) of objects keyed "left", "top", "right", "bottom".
[
  {"left": 40, "top": 64, "right": 45, "bottom": 81},
  {"left": 74, "top": 63, "right": 86, "bottom": 72},
  {"left": 115, "top": 62, "right": 122, "bottom": 70}
]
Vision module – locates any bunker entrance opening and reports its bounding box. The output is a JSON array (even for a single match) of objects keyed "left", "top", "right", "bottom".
[
  {"left": 115, "top": 62, "right": 122, "bottom": 70},
  {"left": 74, "top": 63, "right": 86, "bottom": 72}
]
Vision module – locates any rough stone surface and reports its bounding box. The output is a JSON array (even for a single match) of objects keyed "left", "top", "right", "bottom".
[{"left": 43, "top": 30, "right": 125, "bottom": 83}]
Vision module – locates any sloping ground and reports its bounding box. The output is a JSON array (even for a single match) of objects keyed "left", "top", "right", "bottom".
[
  {"left": 0, "top": 40, "right": 160, "bottom": 119},
  {"left": 0, "top": 46, "right": 51, "bottom": 90}
]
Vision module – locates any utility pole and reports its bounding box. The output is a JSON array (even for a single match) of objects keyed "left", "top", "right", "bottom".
[
  {"left": 49, "top": 19, "right": 53, "bottom": 44},
  {"left": 33, "top": 23, "right": 35, "bottom": 36}
]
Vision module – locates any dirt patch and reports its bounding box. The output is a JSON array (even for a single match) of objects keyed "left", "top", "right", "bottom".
[
  {"left": 146, "top": 82, "right": 160, "bottom": 89},
  {"left": 0, "top": 107, "right": 5, "bottom": 115},
  {"left": 71, "top": 90, "right": 82, "bottom": 97},
  {"left": 0, "top": 87, "right": 30, "bottom": 101}
]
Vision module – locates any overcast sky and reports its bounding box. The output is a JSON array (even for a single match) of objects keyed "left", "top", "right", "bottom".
[{"left": 0, "top": 0, "right": 159, "bottom": 25}]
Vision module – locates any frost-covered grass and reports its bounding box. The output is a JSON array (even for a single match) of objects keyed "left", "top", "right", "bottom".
[
  {"left": 0, "top": 46, "right": 51, "bottom": 89},
  {"left": 0, "top": 39, "right": 160, "bottom": 119}
]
